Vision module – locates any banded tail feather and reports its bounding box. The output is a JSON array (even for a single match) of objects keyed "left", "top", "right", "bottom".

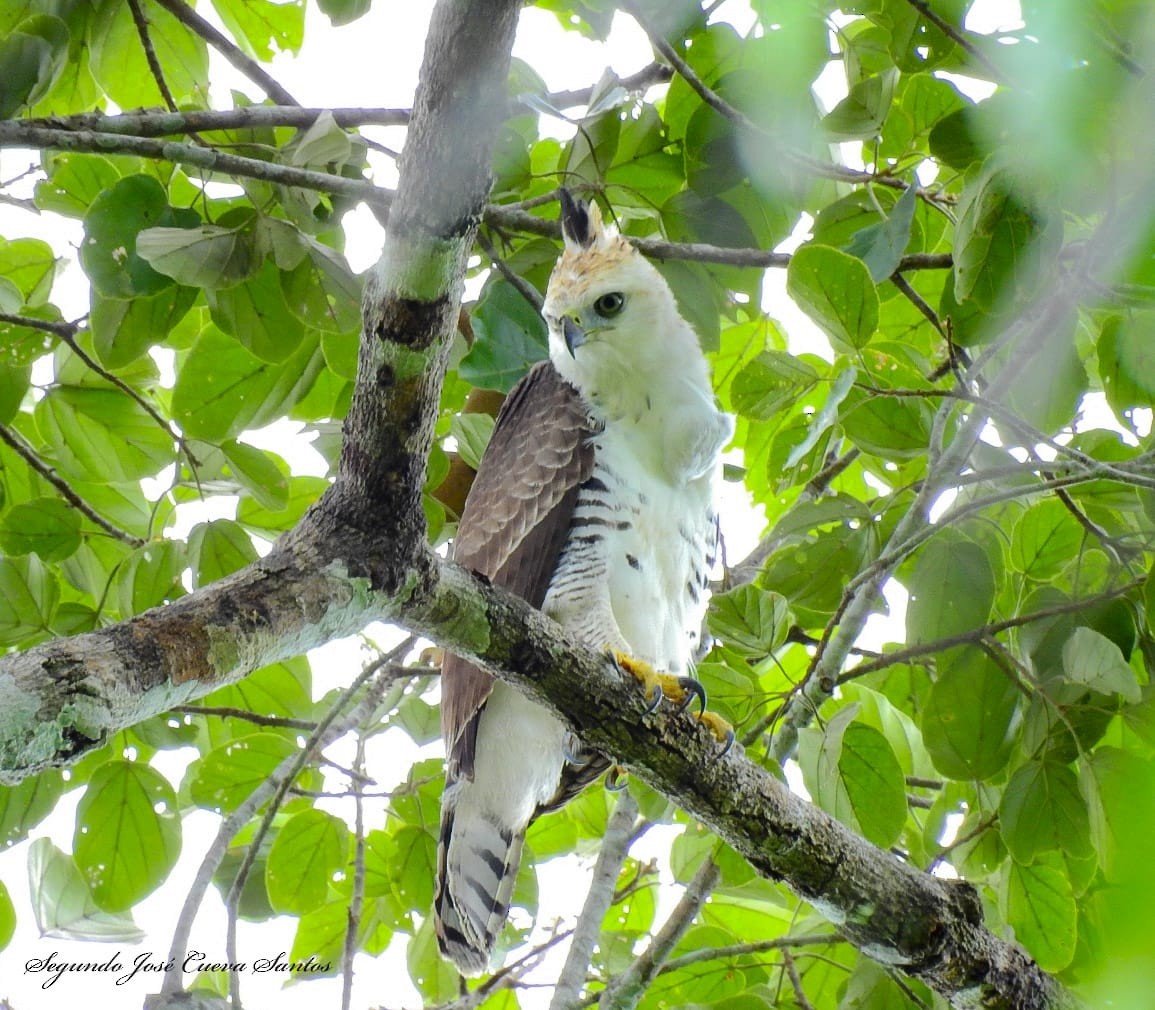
[{"left": 434, "top": 803, "right": 525, "bottom": 975}]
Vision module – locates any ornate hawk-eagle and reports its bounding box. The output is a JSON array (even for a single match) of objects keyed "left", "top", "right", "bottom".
[{"left": 435, "top": 190, "right": 735, "bottom": 974}]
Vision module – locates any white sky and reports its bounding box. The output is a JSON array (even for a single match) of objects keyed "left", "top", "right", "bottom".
[{"left": 0, "top": 2, "right": 1028, "bottom": 1008}]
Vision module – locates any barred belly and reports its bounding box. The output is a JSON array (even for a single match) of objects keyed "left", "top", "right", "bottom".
[{"left": 542, "top": 425, "right": 719, "bottom": 674}]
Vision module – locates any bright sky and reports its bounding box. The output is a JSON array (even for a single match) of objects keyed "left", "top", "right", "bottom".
[{"left": 0, "top": 2, "right": 1027, "bottom": 1008}]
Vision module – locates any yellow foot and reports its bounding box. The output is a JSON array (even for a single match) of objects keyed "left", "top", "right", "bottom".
[
  {"left": 608, "top": 650, "right": 701, "bottom": 712},
  {"left": 606, "top": 650, "right": 735, "bottom": 753}
]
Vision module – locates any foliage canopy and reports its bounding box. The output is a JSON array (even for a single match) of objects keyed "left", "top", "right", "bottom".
[{"left": 1, "top": 0, "right": 1154, "bottom": 1007}]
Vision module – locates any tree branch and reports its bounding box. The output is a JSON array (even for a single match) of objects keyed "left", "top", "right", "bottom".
[
  {"left": 150, "top": 0, "right": 300, "bottom": 106},
  {"left": 598, "top": 855, "right": 721, "bottom": 1010},
  {"left": 550, "top": 791, "right": 639, "bottom": 1010}
]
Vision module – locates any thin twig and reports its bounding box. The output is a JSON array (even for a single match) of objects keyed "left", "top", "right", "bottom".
[
  {"left": 598, "top": 855, "right": 721, "bottom": 1010},
  {"left": 0, "top": 423, "right": 145, "bottom": 547},
  {"left": 171, "top": 704, "right": 317, "bottom": 731},
  {"left": 150, "top": 0, "right": 300, "bottom": 106},
  {"left": 128, "top": 0, "right": 179, "bottom": 112},
  {"left": 550, "top": 791, "right": 639, "bottom": 1010},
  {"left": 658, "top": 933, "right": 838, "bottom": 974},
  {"left": 901, "top": 0, "right": 1008, "bottom": 84},
  {"left": 163, "top": 639, "right": 415, "bottom": 996},
  {"left": 0, "top": 122, "right": 390, "bottom": 208},
  {"left": 477, "top": 231, "right": 543, "bottom": 312},
  {"left": 782, "top": 950, "right": 817, "bottom": 1010},
  {"left": 621, "top": 1, "right": 943, "bottom": 201},
  {"left": 891, "top": 271, "right": 946, "bottom": 338},
  {"left": 341, "top": 730, "right": 368, "bottom": 1010}
]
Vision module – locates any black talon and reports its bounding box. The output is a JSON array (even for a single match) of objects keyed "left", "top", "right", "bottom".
[
  {"left": 605, "top": 766, "right": 628, "bottom": 791},
  {"left": 675, "top": 676, "right": 708, "bottom": 715},
  {"left": 711, "top": 727, "right": 737, "bottom": 762},
  {"left": 604, "top": 649, "right": 625, "bottom": 675},
  {"left": 642, "top": 687, "right": 663, "bottom": 715}
]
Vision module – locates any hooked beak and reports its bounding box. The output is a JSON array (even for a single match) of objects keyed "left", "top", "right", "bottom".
[{"left": 563, "top": 316, "right": 585, "bottom": 357}]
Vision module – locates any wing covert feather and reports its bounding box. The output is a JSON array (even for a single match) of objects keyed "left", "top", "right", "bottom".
[{"left": 442, "top": 362, "right": 596, "bottom": 779}]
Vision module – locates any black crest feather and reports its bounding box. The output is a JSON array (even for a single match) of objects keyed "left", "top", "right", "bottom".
[{"left": 558, "top": 188, "right": 591, "bottom": 247}]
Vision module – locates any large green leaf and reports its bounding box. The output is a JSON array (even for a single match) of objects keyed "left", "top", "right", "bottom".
[
  {"left": 905, "top": 535, "right": 995, "bottom": 644},
  {"left": 187, "top": 519, "right": 259, "bottom": 588},
  {"left": 80, "top": 175, "right": 201, "bottom": 298},
  {"left": 1000, "top": 759, "right": 1093, "bottom": 863},
  {"left": 266, "top": 809, "right": 349, "bottom": 915},
  {"left": 27, "top": 838, "right": 145, "bottom": 942},
  {"left": 172, "top": 326, "right": 324, "bottom": 441},
  {"left": 460, "top": 278, "right": 548, "bottom": 392},
  {"left": 188, "top": 732, "right": 298, "bottom": 813},
  {"left": 786, "top": 244, "right": 879, "bottom": 353},
  {"left": 88, "top": 0, "right": 209, "bottom": 108},
  {"left": 0, "top": 554, "right": 58, "bottom": 645},
  {"left": 35, "top": 386, "right": 175, "bottom": 481},
  {"left": 0, "top": 497, "right": 81, "bottom": 561},
  {"left": 73, "top": 761, "right": 181, "bottom": 911},
  {"left": 1002, "top": 857, "right": 1077, "bottom": 972},
  {"left": 922, "top": 646, "right": 1019, "bottom": 781}
]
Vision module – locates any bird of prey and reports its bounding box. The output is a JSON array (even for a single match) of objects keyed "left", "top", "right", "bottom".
[{"left": 434, "top": 189, "right": 735, "bottom": 975}]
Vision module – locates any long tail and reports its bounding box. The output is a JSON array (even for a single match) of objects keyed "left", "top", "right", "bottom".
[{"left": 434, "top": 799, "right": 525, "bottom": 975}]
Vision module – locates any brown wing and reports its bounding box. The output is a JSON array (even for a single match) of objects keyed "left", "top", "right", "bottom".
[{"left": 442, "top": 361, "right": 597, "bottom": 781}]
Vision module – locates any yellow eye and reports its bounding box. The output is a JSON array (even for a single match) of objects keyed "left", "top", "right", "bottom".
[{"left": 593, "top": 292, "right": 625, "bottom": 317}]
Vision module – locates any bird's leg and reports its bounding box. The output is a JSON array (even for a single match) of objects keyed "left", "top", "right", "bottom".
[{"left": 605, "top": 650, "right": 734, "bottom": 747}]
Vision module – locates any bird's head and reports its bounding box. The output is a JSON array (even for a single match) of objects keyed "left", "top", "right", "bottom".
[{"left": 542, "top": 190, "right": 696, "bottom": 404}]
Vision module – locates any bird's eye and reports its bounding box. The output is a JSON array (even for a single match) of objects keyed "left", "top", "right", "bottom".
[{"left": 593, "top": 292, "right": 625, "bottom": 317}]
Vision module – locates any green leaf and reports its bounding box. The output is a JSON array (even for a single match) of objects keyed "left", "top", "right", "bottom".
[
  {"left": 844, "top": 183, "right": 917, "bottom": 282},
  {"left": 730, "top": 350, "right": 819, "bottom": 421},
  {"left": 1002, "top": 857, "right": 1077, "bottom": 972},
  {"left": 221, "top": 440, "right": 290, "bottom": 512},
  {"left": 1061, "top": 627, "right": 1141, "bottom": 703},
  {"left": 188, "top": 519, "right": 259, "bottom": 588},
  {"left": 210, "top": 0, "right": 304, "bottom": 60},
  {"left": 90, "top": 285, "right": 198, "bottom": 369},
  {"left": 137, "top": 223, "right": 258, "bottom": 290},
  {"left": 0, "top": 236, "right": 58, "bottom": 306},
  {"left": 0, "top": 27, "right": 54, "bottom": 118},
  {"left": 35, "top": 153, "right": 121, "bottom": 218},
  {"left": 786, "top": 244, "right": 879, "bottom": 352},
  {"left": 922, "top": 646, "right": 1019, "bottom": 780},
  {"left": 238, "top": 475, "right": 329, "bottom": 535},
  {"left": 0, "top": 497, "right": 81, "bottom": 561},
  {"left": 189, "top": 732, "right": 298, "bottom": 813},
  {"left": 822, "top": 68, "right": 898, "bottom": 140},
  {"left": 449, "top": 412, "right": 496, "bottom": 471},
  {"left": 115, "top": 540, "right": 185, "bottom": 617},
  {"left": 36, "top": 386, "right": 175, "bottom": 481},
  {"left": 905, "top": 535, "right": 995, "bottom": 643},
  {"left": 0, "top": 554, "right": 58, "bottom": 645},
  {"left": 707, "top": 584, "right": 789, "bottom": 658},
  {"left": 266, "top": 809, "right": 348, "bottom": 915},
  {"left": 0, "top": 879, "right": 13, "bottom": 951},
  {"left": 197, "top": 657, "right": 312, "bottom": 748},
  {"left": 316, "top": 0, "right": 372, "bottom": 26},
  {"left": 281, "top": 238, "right": 361, "bottom": 333},
  {"left": 1098, "top": 312, "right": 1155, "bottom": 415},
  {"left": 27, "top": 838, "right": 144, "bottom": 942},
  {"left": 73, "top": 761, "right": 181, "bottom": 911},
  {"left": 1009, "top": 499, "right": 1084, "bottom": 580},
  {"left": 172, "top": 327, "right": 324, "bottom": 441},
  {"left": 88, "top": 0, "right": 208, "bottom": 108},
  {"left": 0, "top": 769, "right": 64, "bottom": 847},
  {"left": 407, "top": 915, "right": 459, "bottom": 1001},
  {"left": 80, "top": 175, "right": 201, "bottom": 298},
  {"left": 841, "top": 957, "right": 933, "bottom": 1009},
  {"left": 391, "top": 825, "right": 437, "bottom": 910},
  {"left": 1000, "top": 760, "right": 1094, "bottom": 863},
  {"left": 953, "top": 162, "right": 1061, "bottom": 311},
  {"left": 460, "top": 279, "right": 548, "bottom": 392},
  {"left": 808, "top": 706, "right": 907, "bottom": 848}
]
